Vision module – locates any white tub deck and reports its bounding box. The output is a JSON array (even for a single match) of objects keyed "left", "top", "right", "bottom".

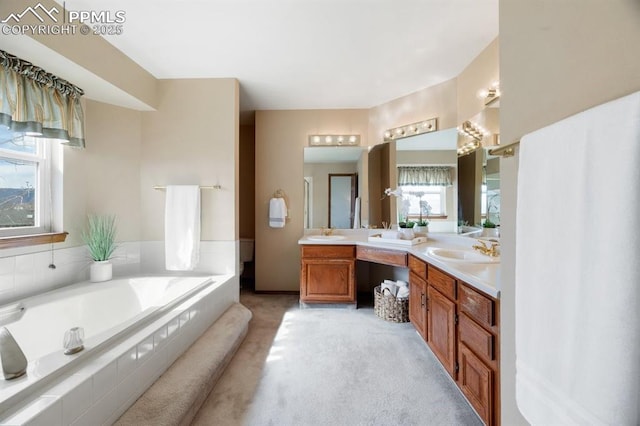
[{"left": 0, "top": 273, "right": 237, "bottom": 426}]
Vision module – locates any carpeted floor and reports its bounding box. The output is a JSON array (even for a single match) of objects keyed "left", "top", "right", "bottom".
[{"left": 192, "top": 290, "right": 482, "bottom": 426}]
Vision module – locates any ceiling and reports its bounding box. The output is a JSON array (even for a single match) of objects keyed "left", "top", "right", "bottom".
[{"left": 58, "top": 0, "right": 498, "bottom": 114}]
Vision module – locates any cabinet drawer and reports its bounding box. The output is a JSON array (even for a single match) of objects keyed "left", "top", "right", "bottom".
[
  {"left": 427, "top": 265, "right": 456, "bottom": 301},
  {"left": 408, "top": 255, "right": 427, "bottom": 278},
  {"left": 357, "top": 246, "right": 407, "bottom": 267},
  {"left": 459, "top": 284, "right": 495, "bottom": 328},
  {"left": 459, "top": 313, "right": 494, "bottom": 361},
  {"left": 301, "top": 245, "right": 355, "bottom": 259}
]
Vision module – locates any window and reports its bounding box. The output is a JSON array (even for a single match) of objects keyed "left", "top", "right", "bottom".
[
  {"left": 0, "top": 135, "right": 52, "bottom": 237},
  {"left": 398, "top": 185, "right": 447, "bottom": 218}
]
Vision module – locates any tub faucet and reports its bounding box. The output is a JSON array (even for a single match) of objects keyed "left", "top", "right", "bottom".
[{"left": 0, "top": 327, "right": 27, "bottom": 380}]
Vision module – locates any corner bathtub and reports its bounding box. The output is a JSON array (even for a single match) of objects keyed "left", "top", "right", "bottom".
[{"left": 0, "top": 273, "right": 237, "bottom": 425}]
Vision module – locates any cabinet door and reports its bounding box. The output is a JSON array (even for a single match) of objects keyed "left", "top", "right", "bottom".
[
  {"left": 409, "top": 272, "right": 427, "bottom": 340},
  {"left": 300, "top": 259, "right": 355, "bottom": 303},
  {"left": 459, "top": 343, "right": 493, "bottom": 425},
  {"left": 428, "top": 286, "right": 457, "bottom": 378}
]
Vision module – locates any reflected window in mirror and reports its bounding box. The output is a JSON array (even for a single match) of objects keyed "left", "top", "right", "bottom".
[
  {"left": 396, "top": 165, "right": 453, "bottom": 222},
  {"left": 399, "top": 185, "right": 446, "bottom": 218},
  {"left": 480, "top": 156, "right": 501, "bottom": 226}
]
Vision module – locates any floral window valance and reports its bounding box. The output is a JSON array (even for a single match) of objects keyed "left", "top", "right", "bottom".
[
  {"left": 397, "top": 166, "right": 453, "bottom": 186},
  {"left": 0, "top": 49, "right": 85, "bottom": 148}
]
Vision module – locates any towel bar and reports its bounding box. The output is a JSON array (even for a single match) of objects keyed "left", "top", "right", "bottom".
[
  {"left": 488, "top": 140, "right": 520, "bottom": 157},
  {"left": 153, "top": 185, "right": 221, "bottom": 190}
]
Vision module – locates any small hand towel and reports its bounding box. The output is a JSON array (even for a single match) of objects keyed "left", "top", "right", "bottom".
[
  {"left": 165, "top": 185, "right": 200, "bottom": 271},
  {"left": 353, "top": 197, "right": 361, "bottom": 229},
  {"left": 269, "top": 197, "right": 287, "bottom": 228},
  {"left": 515, "top": 90, "right": 640, "bottom": 425}
]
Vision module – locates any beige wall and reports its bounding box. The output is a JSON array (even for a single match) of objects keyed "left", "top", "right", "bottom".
[
  {"left": 499, "top": 1, "right": 640, "bottom": 424},
  {"left": 255, "top": 109, "right": 369, "bottom": 291},
  {"left": 61, "top": 79, "right": 239, "bottom": 249},
  {"left": 140, "top": 79, "right": 239, "bottom": 242},
  {"left": 368, "top": 79, "right": 458, "bottom": 146},
  {"left": 62, "top": 100, "right": 143, "bottom": 246},
  {"left": 457, "top": 38, "right": 500, "bottom": 124}
]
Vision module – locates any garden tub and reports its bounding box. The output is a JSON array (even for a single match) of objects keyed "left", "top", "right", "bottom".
[{"left": 0, "top": 273, "right": 237, "bottom": 424}]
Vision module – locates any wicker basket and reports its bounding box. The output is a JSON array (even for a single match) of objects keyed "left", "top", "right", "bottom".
[{"left": 373, "top": 285, "right": 409, "bottom": 323}]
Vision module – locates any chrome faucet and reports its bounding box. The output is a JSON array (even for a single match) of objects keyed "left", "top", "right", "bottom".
[
  {"left": 472, "top": 240, "right": 500, "bottom": 257},
  {"left": 0, "top": 327, "right": 27, "bottom": 380}
]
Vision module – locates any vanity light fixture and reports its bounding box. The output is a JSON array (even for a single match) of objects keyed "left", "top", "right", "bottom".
[
  {"left": 383, "top": 118, "right": 438, "bottom": 142},
  {"left": 457, "top": 139, "right": 482, "bottom": 156},
  {"left": 457, "top": 121, "right": 488, "bottom": 156},
  {"left": 308, "top": 134, "right": 360, "bottom": 146},
  {"left": 477, "top": 81, "right": 501, "bottom": 106},
  {"left": 458, "top": 121, "right": 486, "bottom": 142}
]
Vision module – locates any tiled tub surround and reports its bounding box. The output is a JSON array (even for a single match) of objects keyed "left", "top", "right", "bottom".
[
  {"left": 0, "top": 241, "right": 239, "bottom": 306},
  {"left": 0, "top": 273, "right": 237, "bottom": 425}
]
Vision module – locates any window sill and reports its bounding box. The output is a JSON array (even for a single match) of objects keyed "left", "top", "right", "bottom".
[
  {"left": 0, "top": 232, "right": 68, "bottom": 250},
  {"left": 406, "top": 215, "right": 449, "bottom": 220}
]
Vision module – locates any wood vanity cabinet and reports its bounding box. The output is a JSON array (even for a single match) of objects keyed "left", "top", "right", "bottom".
[
  {"left": 427, "top": 265, "right": 457, "bottom": 379},
  {"left": 300, "top": 243, "right": 501, "bottom": 425},
  {"left": 408, "top": 255, "right": 428, "bottom": 340},
  {"left": 300, "top": 245, "right": 356, "bottom": 303},
  {"left": 457, "top": 282, "right": 500, "bottom": 426},
  {"left": 356, "top": 246, "right": 407, "bottom": 267}
]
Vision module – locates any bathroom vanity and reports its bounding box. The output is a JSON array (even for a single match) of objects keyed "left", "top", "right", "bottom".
[{"left": 298, "top": 233, "right": 500, "bottom": 425}]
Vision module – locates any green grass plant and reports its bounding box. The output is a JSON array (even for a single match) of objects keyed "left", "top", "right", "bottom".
[{"left": 82, "top": 214, "right": 117, "bottom": 261}]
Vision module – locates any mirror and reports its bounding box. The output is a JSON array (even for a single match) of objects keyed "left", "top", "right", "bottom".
[
  {"left": 484, "top": 151, "right": 500, "bottom": 226},
  {"left": 303, "top": 146, "right": 366, "bottom": 229},
  {"left": 329, "top": 174, "right": 357, "bottom": 228},
  {"left": 368, "top": 128, "right": 459, "bottom": 232}
]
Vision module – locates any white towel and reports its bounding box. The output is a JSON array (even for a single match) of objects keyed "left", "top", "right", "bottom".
[
  {"left": 165, "top": 185, "right": 200, "bottom": 271},
  {"left": 515, "top": 91, "right": 640, "bottom": 425},
  {"left": 269, "top": 197, "right": 287, "bottom": 228},
  {"left": 381, "top": 279, "right": 398, "bottom": 297},
  {"left": 353, "top": 197, "right": 361, "bottom": 229}
]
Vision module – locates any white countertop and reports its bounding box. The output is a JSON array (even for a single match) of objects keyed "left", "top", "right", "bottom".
[{"left": 299, "top": 230, "right": 500, "bottom": 298}]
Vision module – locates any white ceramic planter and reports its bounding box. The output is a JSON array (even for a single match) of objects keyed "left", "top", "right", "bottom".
[
  {"left": 90, "top": 261, "right": 113, "bottom": 282},
  {"left": 481, "top": 228, "right": 499, "bottom": 238},
  {"left": 399, "top": 228, "right": 415, "bottom": 240},
  {"left": 414, "top": 225, "right": 429, "bottom": 236}
]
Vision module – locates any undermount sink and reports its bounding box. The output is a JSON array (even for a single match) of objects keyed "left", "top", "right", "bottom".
[
  {"left": 427, "top": 248, "right": 500, "bottom": 264},
  {"left": 307, "top": 235, "right": 347, "bottom": 241}
]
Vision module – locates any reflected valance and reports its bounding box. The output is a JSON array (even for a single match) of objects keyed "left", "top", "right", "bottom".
[
  {"left": 0, "top": 49, "right": 85, "bottom": 147},
  {"left": 398, "top": 166, "right": 453, "bottom": 186}
]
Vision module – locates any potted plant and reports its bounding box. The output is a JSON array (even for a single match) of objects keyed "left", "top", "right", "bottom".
[
  {"left": 398, "top": 220, "right": 416, "bottom": 240},
  {"left": 414, "top": 219, "right": 429, "bottom": 236},
  {"left": 482, "top": 219, "right": 499, "bottom": 238},
  {"left": 82, "top": 214, "right": 117, "bottom": 282},
  {"left": 414, "top": 194, "right": 431, "bottom": 235}
]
